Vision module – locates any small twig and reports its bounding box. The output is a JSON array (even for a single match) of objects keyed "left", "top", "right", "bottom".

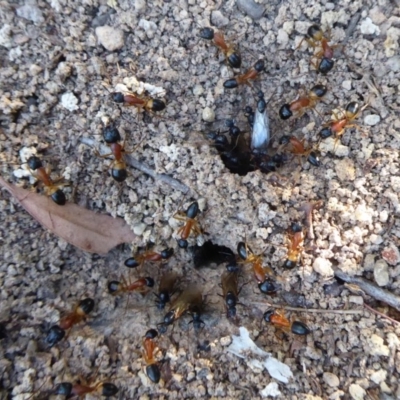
[
  {"left": 363, "top": 303, "right": 400, "bottom": 326},
  {"left": 335, "top": 270, "right": 400, "bottom": 311},
  {"left": 298, "top": 200, "right": 323, "bottom": 240},
  {"left": 343, "top": 11, "right": 362, "bottom": 43},
  {"left": 80, "top": 137, "right": 192, "bottom": 194},
  {"left": 250, "top": 301, "right": 363, "bottom": 314}
]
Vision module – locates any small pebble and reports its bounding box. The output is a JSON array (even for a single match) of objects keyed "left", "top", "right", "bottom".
[
  {"left": 61, "top": 92, "right": 79, "bottom": 111},
  {"left": 374, "top": 259, "right": 389, "bottom": 286},
  {"left": 360, "top": 17, "right": 380, "bottom": 35},
  {"left": 95, "top": 26, "right": 124, "bottom": 51},
  {"left": 370, "top": 369, "right": 387, "bottom": 384},
  {"left": 202, "top": 107, "right": 215, "bottom": 122},
  {"left": 211, "top": 10, "right": 229, "bottom": 27},
  {"left": 16, "top": 5, "right": 44, "bottom": 24},
  {"left": 323, "top": 372, "right": 340, "bottom": 388},
  {"left": 260, "top": 382, "right": 281, "bottom": 397},
  {"left": 367, "top": 334, "right": 389, "bottom": 356},
  {"left": 313, "top": 257, "right": 334, "bottom": 277},
  {"left": 381, "top": 244, "right": 400, "bottom": 265},
  {"left": 342, "top": 80, "right": 352, "bottom": 90},
  {"left": 236, "top": 0, "right": 265, "bottom": 20},
  {"left": 364, "top": 114, "right": 380, "bottom": 126},
  {"left": 349, "top": 384, "right": 366, "bottom": 400},
  {"left": 220, "top": 336, "right": 231, "bottom": 346}
]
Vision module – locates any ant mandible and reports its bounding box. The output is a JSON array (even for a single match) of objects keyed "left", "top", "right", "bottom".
[
  {"left": 45, "top": 298, "right": 95, "bottom": 347},
  {"left": 223, "top": 60, "right": 265, "bottom": 89},
  {"left": 319, "top": 101, "right": 368, "bottom": 144},
  {"left": 237, "top": 242, "right": 277, "bottom": 295},
  {"left": 174, "top": 201, "right": 203, "bottom": 248},
  {"left": 279, "top": 85, "right": 327, "bottom": 120},
  {"left": 300, "top": 24, "right": 336, "bottom": 74},
  {"left": 199, "top": 27, "right": 241, "bottom": 69},
  {"left": 95, "top": 125, "right": 129, "bottom": 182},
  {"left": 143, "top": 329, "right": 161, "bottom": 383},
  {"left": 112, "top": 91, "right": 166, "bottom": 113},
  {"left": 26, "top": 156, "right": 68, "bottom": 205},
  {"left": 263, "top": 309, "right": 310, "bottom": 335},
  {"left": 124, "top": 246, "right": 174, "bottom": 269}
]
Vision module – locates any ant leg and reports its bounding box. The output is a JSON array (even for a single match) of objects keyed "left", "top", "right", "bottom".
[{"left": 94, "top": 149, "right": 113, "bottom": 159}]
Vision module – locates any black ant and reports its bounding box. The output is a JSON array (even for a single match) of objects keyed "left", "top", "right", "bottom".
[
  {"left": 199, "top": 27, "right": 241, "bottom": 68},
  {"left": 223, "top": 60, "right": 265, "bottom": 89},
  {"left": 221, "top": 270, "right": 240, "bottom": 318},
  {"left": 26, "top": 156, "right": 68, "bottom": 205},
  {"left": 279, "top": 85, "right": 327, "bottom": 120},
  {"left": 154, "top": 272, "right": 178, "bottom": 310},
  {"left": 45, "top": 298, "right": 94, "bottom": 347}
]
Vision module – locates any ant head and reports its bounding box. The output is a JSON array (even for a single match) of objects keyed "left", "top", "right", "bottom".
[
  {"left": 290, "top": 221, "right": 302, "bottom": 233},
  {"left": 27, "top": 156, "right": 43, "bottom": 171},
  {"left": 124, "top": 257, "right": 140, "bottom": 268},
  {"left": 319, "top": 126, "right": 333, "bottom": 139},
  {"left": 149, "top": 99, "right": 166, "bottom": 112},
  {"left": 101, "top": 383, "right": 119, "bottom": 396},
  {"left": 157, "top": 290, "right": 170, "bottom": 305},
  {"left": 45, "top": 325, "right": 65, "bottom": 347},
  {"left": 237, "top": 241, "right": 248, "bottom": 260},
  {"left": 144, "top": 277, "right": 155, "bottom": 288},
  {"left": 244, "top": 105, "right": 253, "bottom": 115},
  {"left": 226, "top": 263, "right": 240, "bottom": 273},
  {"left": 54, "top": 382, "right": 73, "bottom": 396},
  {"left": 103, "top": 125, "right": 121, "bottom": 144},
  {"left": 279, "top": 104, "right": 292, "bottom": 120},
  {"left": 145, "top": 328, "right": 158, "bottom": 339},
  {"left": 311, "top": 84, "right": 327, "bottom": 98},
  {"left": 112, "top": 92, "right": 125, "bottom": 103},
  {"left": 307, "top": 152, "right": 321, "bottom": 167},
  {"left": 282, "top": 259, "right": 297, "bottom": 269},
  {"left": 108, "top": 280, "right": 121, "bottom": 294},
  {"left": 318, "top": 57, "right": 334, "bottom": 74},
  {"left": 199, "top": 27, "right": 215, "bottom": 40},
  {"left": 178, "top": 238, "right": 188, "bottom": 249},
  {"left": 263, "top": 309, "right": 275, "bottom": 323},
  {"left": 78, "top": 298, "right": 95, "bottom": 315},
  {"left": 160, "top": 247, "right": 174, "bottom": 260},
  {"left": 254, "top": 59, "right": 265, "bottom": 72}
]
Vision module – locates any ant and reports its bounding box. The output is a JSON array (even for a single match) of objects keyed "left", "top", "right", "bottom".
[
  {"left": 319, "top": 101, "right": 368, "bottom": 143},
  {"left": 143, "top": 329, "right": 161, "bottom": 383},
  {"left": 279, "top": 136, "right": 320, "bottom": 167},
  {"left": 55, "top": 380, "right": 118, "bottom": 398},
  {"left": 279, "top": 85, "right": 327, "bottom": 120},
  {"left": 300, "top": 24, "right": 336, "bottom": 74},
  {"left": 221, "top": 270, "right": 239, "bottom": 318},
  {"left": 95, "top": 125, "right": 129, "bottom": 182},
  {"left": 199, "top": 27, "right": 241, "bottom": 69},
  {"left": 188, "top": 303, "right": 205, "bottom": 330},
  {"left": 45, "top": 298, "right": 95, "bottom": 347},
  {"left": 124, "top": 246, "right": 174, "bottom": 269},
  {"left": 263, "top": 309, "right": 310, "bottom": 335},
  {"left": 108, "top": 276, "right": 155, "bottom": 296},
  {"left": 223, "top": 59, "right": 265, "bottom": 89},
  {"left": 26, "top": 156, "right": 68, "bottom": 205},
  {"left": 158, "top": 287, "right": 203, "bottom": 332},
  {"left": 154, "top": 272, "right": 178, "bottom": 310},
  {"left": 112, "top": 91, "right": 166, "bottom": 113},
  {"left": 237, "top": 242, "right": 277, "bottom": 295},
  {"left": 282, "top": 222, "right": 305, "bottom": 269},
  {"left": 174, "top": 201, "right": 203, "bottom": 249}
]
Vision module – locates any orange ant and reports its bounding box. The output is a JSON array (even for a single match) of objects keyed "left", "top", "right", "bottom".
[
  {"left": 26, "top": 156, "right": 68, "bottom": 205},
  {"left": 263, "top": 309, "right": 310, "bottom": 335},
  {"left": 279, "top": 85, "right": 327, "bottom": 120},
  {"left": 282, "top": 222, "right": 305, "bottom": 270},
  {"left": 45, "top": 298, "right": 94, "bottom": 347},
  {"left": 319, "top": 101, "right": 368, "bottom": 144},
  {"left": 174, "top": 201, "right": 203, "bottom": 248},
  {"left": 108, "top": 276, "right": 155, "bottom": 296},
  {"left": 124, "top": 245, "right": 174, "bottom": 269},
  {"left": 199, "top": 27, "right": 241, "bottom": 69},
  {"left": 158, "top": 287, "right": 203, "bottom": 332},
  {"left": 143, "top": 329, "right": 161, "bottom": 383},
  {"left": 95, "top": 125, "right": 129, "bottom": 182},
  {"left": 237, "top": 242, "right": 277, "bottom": 295},
  {"left": 112, "top": 91, "right": 166, "bottom": 113},
  {"left": 223, "top": 59, "right": 265, "bottom": 89},
  {"left": 54, "top": 379, "right": 118, "bottom": 398},
  {"left": 300, "top": 24, "right": 337, "bottom": 74},
  {"left": 278, "top": 136, "right": 321, "bottom": 167}
]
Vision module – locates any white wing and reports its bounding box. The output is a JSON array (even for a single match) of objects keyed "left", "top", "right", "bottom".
[{"left": 251, "top": 108, "right": 270, "bottom": 153}]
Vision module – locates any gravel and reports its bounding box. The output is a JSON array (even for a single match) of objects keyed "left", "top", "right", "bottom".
[{"left": 1, "top": 0, "right": 400, "bottom": 399}]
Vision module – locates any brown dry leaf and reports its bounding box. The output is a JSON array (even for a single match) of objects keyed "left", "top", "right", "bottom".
[{"left": 0, "top": 176, "right": 136, "bottom": 254}]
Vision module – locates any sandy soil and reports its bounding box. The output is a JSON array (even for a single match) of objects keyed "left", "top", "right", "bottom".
[{"left": 1, "top": 0, "right": 400, "bottom": 399}]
